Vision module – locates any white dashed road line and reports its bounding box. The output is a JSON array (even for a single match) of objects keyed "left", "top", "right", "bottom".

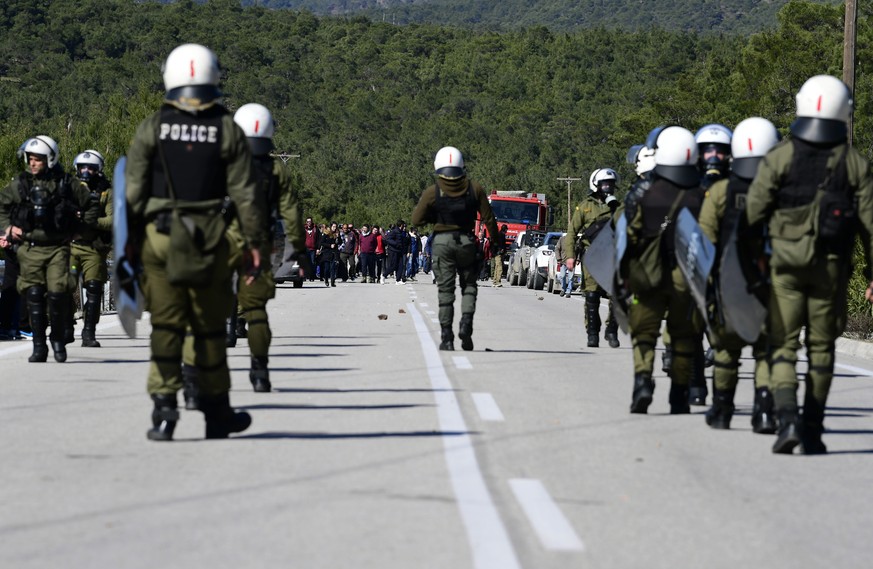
[
  {"left": 453, "top": 356, "right": 472, "bottom": 370},
  {"left": 471, "top": 393, "right": 504, "bottom": 422},
  {"left": 406, "top": 302, "right": 522, "bottom": 569},
  {"left": 431, "top": 318, "right": 440, "bottom": 324},
  {"left": 509, "top": 479, "right": 585, "bottom": 552}
]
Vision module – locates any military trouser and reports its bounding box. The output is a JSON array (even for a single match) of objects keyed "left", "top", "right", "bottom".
[
  {"left": 70, "top": 242, "right": 109, "bottom": 283},
  {"left": 767, "top": 258, "right": 844, "bottom": 412},
  {"left": 432, "top": 232, "right": 478, "bottom": 329},
  {"left": 141, "top": 223, "right": 234, "bottom": 396},
  {"left": 237, "top": 269, "right": 276, "bottom": 358},
  {"left": 16, "top": 243, "right": 70, "bottom": 294},
  {"left": 710, "top": 325, "right": 770, "bottom": 392},
  {"left": 491, "top": 253, "right": 503, "bottom": 284},
  {"left": 628, "top": 267, "right": 702, "bottom": 384}
]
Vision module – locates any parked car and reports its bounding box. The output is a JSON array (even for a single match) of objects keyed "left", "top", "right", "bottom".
[
  {"left": 507, "top": 230, "right": 545, "bottom": 286},
  {"left": 547, "top": 233, "right": 582, "bottom": 294},
  {"left": 525, "top": 231, "right": 562, "bottom": 290},
  {"left": 272, "top": 221, "right": 305, "bottom": 288}
]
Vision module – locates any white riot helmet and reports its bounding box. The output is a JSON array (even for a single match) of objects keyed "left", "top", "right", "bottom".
[
  {"left": 73, "top": 150, "right": 105, "bottom": 181},
  {"left": 695, "top": 123, "right": 732, "bottom": 176},
  {"left": 589, "top": 167, "right": 619, "bottom": 195},
  {"left": 22, "top": 135, "right": 60, "bottom": 169},
  {"left": 434, "top": 146, "right": 465, "bottom": 179},
  {"left": 652, "top": 126, "right": 699, "bottom": 187},
  {"left": 730, "top": 117, "right": 780, "bottom": 180},
  {"left": 162, "top": 44, "right": 222, "bottom": 113},
  {"left": 627, "top": 143, "right": 656, "bottom": 176},
  {"left": 791, "top": 74, "right": 852, "bottom": 144},
  {"left": 234, "top": 103, "right": 275, "bottom": 156}
]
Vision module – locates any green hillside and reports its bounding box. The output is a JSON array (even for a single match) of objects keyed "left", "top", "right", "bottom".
[{"left": 248, "top": 0, "right": 842, "bottom": 34}]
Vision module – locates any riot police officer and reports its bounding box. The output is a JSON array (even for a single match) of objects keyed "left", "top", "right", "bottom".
[
  {"left": 697, "top": 117, "right": 779, "bottom": 431},
  {"left": 412, "top": 146, "right": 499, "bottom": 351},
  {"left": 125, "top": 44, "right": 265, "bottom": 441},
  {"left": 565, "top": 167, "right": 621, "bottom": 348},
  {"left": 232, "top": 102, "right": 306, "bottom": 393},
  {"left": 620, "top": 127, "right": 704, "bottom": 414},
  {"left": 71, "top": 150, "right": 112, "bottom": 348},
  {"left": 0, "top": 136, "right": 96, "bottom": 363},
  {"left": 747, "top": 75, "right": 873, "bottom": 454}
]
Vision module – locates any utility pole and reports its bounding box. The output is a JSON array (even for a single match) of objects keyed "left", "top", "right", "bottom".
[
  {"left": 557, "top": 177, "right": 582, "bottom": 228},
  {"left": 273, "top": 152, "right": 301, "bottom": 165},
  {"left": 843, "top": 0, "right": 858, "bottom": 144}
]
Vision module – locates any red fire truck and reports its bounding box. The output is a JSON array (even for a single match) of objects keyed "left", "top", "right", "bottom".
[{"left": 477, "top": 190, "right": 553, "bottom": 248}]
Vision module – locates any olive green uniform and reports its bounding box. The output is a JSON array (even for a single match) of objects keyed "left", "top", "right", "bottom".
[
  {"left": 623, "top": 176, "right": 703, "bottom": 412},
  {"left": 234, "top": 157, "right": 305, "bottom": 360},
  {"left": 126, "top": 106, "right": 264, "bottom": 398},
  {"left": 566, "top": 194, "right": 618, "bottom": 345},
  {"left": 746, "top": 139, "right": 873, "bottom": 450},
  {"left": 71, "top": 177, "right": 112, "bottom": 282},
  {"left": 0, "top": 166, "right": 96, "bottom": 362},
  {"left": 698, "top": 178, "right": 769, "bottom": 391},
  {"left": 412, "top": 177, "right": 499, "bottom": 348}
]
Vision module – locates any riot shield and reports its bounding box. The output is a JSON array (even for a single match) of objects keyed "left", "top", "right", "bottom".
[
  {"left": 674, "top": 207, "right": 715, "bottom": 324},
  {"left": 111, "top": 157, "right": 145, "bottom": 339},
  {"left": 718, "top": 221, "right": 767, "bottom": 343},
  {"left": 582, "top": 223, "right": 615, "bottom": 297},
  {"left": 611, "top": 215, "right": 630, "bottom": 333}
]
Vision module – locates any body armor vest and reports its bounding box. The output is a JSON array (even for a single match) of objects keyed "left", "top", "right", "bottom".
[
  {"left": 719, "top": 174, "right": 751, "bottom": 250},
  {"left": 641, "top": 177, "right": 703, "bottom": 266},
  {"left": 151, "top": 106, "right": 227, "bottom": 201},
  {"left": 11, "top": 171, "right": 76, "bottom": 234},
  {"left": 435, "top": 182, "right": 477, "bottom": 232},
  {"left": 251, "top": 155, "right": 278, "bottom": 230},
  {"left": 777, "top": 138, "right": 835, "bottom": 209}
]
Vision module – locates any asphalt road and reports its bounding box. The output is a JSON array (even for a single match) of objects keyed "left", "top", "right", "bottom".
[{"left": 1, "top": 276, "right": 872, "bottom": 569}]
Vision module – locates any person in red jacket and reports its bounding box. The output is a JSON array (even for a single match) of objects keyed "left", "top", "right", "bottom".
[
  {"left": 304, "top": 217, "right": 319, "bottom": 281},
  {"left": 358, "top": 224, "right": 378, "bottom": 283},
  {"left": 374, "top": 226, "right": 386, "bottom": 283}
]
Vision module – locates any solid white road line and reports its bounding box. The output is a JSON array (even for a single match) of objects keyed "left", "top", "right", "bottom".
[
  {"left": 471, "top": 393, "right": 504, "bottom": 422},
  {"left": 407, "top": 302, "right": 521, "bottom": 569},
  {"left": 453, "top": 356, "right": 473, "bottom": 370},
  {"left": 835, "top": 362, "right": 873, "bottom": 378},
  {"left": 509, "top": 479, "right": 585, "bottom": 552}
]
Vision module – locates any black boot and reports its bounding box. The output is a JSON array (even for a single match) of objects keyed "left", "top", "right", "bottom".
[
  {"left": 705, "top": 388, "right": 735, "bottom": 429},
  {"left": 147, "top": 393, "right": 179, "bottom": 441},
  {"left": 751, "top": 387, "right": 777, "bottom": 434},
  {"left": 201, "top": 393, "right": 252, "bottom": 439},
  {"left": 704, "top": 347, "right": 715, "bottom": 368},
  {"left": 64, "top": 292, "right": 75, "bottom": 345},
  {"left": 800, "top": 395, "right": 827, "bottom": 455},
  {"left": 604, "top": 321, "right": 620, "bottom": 348},
  {"left": 236, "top": 316, "right": 248, "bottom": 338},
  {"left": 182, "top": 363, "right": 200, "bottom": 411},
  {"left": 584, "top": 292, "right": 601, "bottom": 348},
  {"left": 47, "top": 292, "right": 68, "bottom": 363},
  {"left": 81, "top": 280, "right": 102, "bottom": 347},
  {"left": 669, "top": 384, "right": 690, "bottom": 414},
  {"left": 458, "top": 314, "right": 474, "bottom": 352},
  {"left": 630, "top": 373, "right": 655, "bottom": 414},
  {"left": 772, "top": 407, "right": 801, "bottom": 454},
  {"left": 688, "top": 345, "right": 707, "bottom": 406},
  {"left": 439, "top": 327, "right": 454, "bottom": 351},
  {"left": 661, "top": 345, "right": 673, "bottom": 374},
  {"left": 27, "top": 286, "right": 48, "bottom": 363},
  {"left": 226, "top": 315, "right": 237, "bottom": 348},
  {"left": 250, "top": 356, "right": 272, "bottom": 393}
]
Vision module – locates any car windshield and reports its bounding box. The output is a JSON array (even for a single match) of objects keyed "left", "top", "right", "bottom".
[
  {"left": 527, "top": 232, "right": 545, "bottom": 247},
  {"left": 491, "top": 201, "right": 540, "bottom": 225}
]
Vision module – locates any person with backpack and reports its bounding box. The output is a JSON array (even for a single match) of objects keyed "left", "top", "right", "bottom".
[
  {"left": 412, "top": 146, "right": 499, "bottom": 351},
  {"left": 747, "top": 75, "right": 873, "bottom": 455},
  {"left": 565, "top": 167, "right": 621, "bottom": 348},
  {"left": 619, "top": 127, "right": 704, "bottom": 415}
]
